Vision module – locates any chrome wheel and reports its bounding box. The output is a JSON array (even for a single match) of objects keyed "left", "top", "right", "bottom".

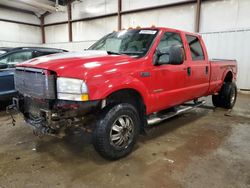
[{"left": 110, "top": 115, "right": 134, "bottom": 149}]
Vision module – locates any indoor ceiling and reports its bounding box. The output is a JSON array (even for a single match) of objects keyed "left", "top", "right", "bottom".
[{"left": 0, "top": 0, "right": 67, "bottom": 16}]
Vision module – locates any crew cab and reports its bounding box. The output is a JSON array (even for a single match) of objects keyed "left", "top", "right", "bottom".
[{"left": 9, "top": 27, "right": 237, "bottom": 160}]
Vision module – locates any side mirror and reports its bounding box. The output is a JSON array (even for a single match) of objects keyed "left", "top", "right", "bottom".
[
  {"left": 169, "top": 45, "right": 184, "bottom": 65},
  {"left": 0, "top": 63, "right": 8, "bottom": 69},
  {"left": 32, "top": 51, "right": 39, "bottom": 58},
  {"left": 154, "top": 45, "right": 184, "bottom": 65}
]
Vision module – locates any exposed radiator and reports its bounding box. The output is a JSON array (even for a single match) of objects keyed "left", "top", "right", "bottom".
[{"left": 14, "top": 67, "right": 56, "bottom": 99}]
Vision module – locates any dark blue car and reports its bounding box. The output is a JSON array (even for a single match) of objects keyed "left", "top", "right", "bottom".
[
  {"left": 0, "top": 47, "right": 67, "bottom": 105},
  {"left": 0, "top": 47, "right": 14, "bottom": 55}
]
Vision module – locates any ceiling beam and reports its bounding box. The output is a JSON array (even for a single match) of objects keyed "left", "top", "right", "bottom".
[
  {"left": 40, "top": 12, "right": 50, "bottom": 43},
  {"left": 71, "top": 13, "right": 118, "bottom": 23},
  {"left": 12, "top": 0, "right": 59, "bottom": 12},
  {"left": 43, "top": 0, "right": 197, "bottom": 28},
  {"left": 0, "top": 4, "right": 35, "bottom": 15},
  {"left": 67, "top": 0, "right": 72, "bottom": 42},
  {"left": 44, "top": 12, "right": 118, "bottom": 27},
  {"left": 40, "top": 14, "right": 45, "bottom": 43},
  {"left": 0, "top": 18, "right": 40, "bottom": 27},
  {"left": 121, "top": 0, "right": 196, "bottom": 15},
  {"left": 195, "top": 0, "right": 201, "bottom": 32},
  {"left": 118, "top": 0, "right": 122, "bottom": 30}
]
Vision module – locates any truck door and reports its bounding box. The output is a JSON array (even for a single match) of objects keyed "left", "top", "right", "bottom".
[
  {"left": 185, "top": 35, "right": 210, "bottom": 99},
  {"left": 151, "top": 31, "right": 190, "bottom": 112}
]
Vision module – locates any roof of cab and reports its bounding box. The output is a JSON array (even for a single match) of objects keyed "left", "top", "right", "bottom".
[{"left": 124, "top": 26, "right": 201, "bottom": 37}]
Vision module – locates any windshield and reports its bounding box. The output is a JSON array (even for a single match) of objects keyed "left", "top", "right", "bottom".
[{"left": 89, "top": 29, "right": 158, "bottom": 57}]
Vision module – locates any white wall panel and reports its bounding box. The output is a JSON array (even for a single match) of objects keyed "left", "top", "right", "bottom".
[
  {"left": 0, "top": 21, "right": 41, "bottom": 44},
  {"left": 202, "top": 30, "right": 250, "bottom": 90},
  {"left": 200, "top": 0, "right": 250, "bottom": 32},
  {"left": 0, "top": 7, "right": 40, "bottom": 25},
  {"left": 45, "top": 24, "right": 68, "bottom": 43},
  {"left": 122, "top": 4, "right": 195, "bottom": 31},
  {"left": 122, "top": 0, "right": 192, "bottom": 11},
  {"left": 42, "top": 41, "right": 96, "bottom": 51},
  {"left": 0, "top": 41, "right": 39, "bottom": 47},
  {"left": 72, "top": 0, "right": 117, "bottom": 20},
  {"left": 72, "top": 16, "right": 117, "bottom": 41},
  {"left": 44, "top": 11, "right": 68, "bottom": 24}
]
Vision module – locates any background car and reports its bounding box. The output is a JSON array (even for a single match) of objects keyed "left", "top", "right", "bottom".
[
  {"left": 0, "top": 47, "right": 68, "bottom": 106},
  {"left": 0, "top": 47, "right": 14, "bottom": 55}
]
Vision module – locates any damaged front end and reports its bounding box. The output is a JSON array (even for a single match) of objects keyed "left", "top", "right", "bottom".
[{"left": 8, "top": 67, "right": 101, "bottom": 137}]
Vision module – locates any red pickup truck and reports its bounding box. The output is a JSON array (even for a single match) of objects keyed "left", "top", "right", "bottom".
[{"left": 10, "top": 27, "right": 237, "bottom": 160}]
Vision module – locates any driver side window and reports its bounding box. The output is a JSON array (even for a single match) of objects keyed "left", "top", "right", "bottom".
[{"left": 156, "top": 32, "right": 184, "bottom": 64}]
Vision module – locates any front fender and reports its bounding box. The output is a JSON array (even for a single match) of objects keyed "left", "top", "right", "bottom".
[{"left": 88, "top": 74, "right": 152, "bottom": 111}]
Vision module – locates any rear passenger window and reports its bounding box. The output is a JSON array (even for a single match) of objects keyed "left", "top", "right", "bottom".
[{"left": 186, "top": 35, "right": 205, "bottom": 61}]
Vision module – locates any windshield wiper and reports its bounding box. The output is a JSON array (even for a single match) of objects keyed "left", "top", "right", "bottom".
[
  {"left": 120, "top": 51, "right": 144, "bottom": 55},
  {"left": 107, "top": 51, "right": 122, "bottom": 55},
  {"left": 119, "top": 51, "right": 144, "bottom": 57},
  {"left": 107, "top": 51, "right": 144, "bottom": 57}
]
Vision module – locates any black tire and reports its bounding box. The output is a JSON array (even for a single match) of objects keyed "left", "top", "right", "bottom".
[
  {"left": 212, "top": 82, "right": 237, "bottom": 109},
  {"left": 212, "top": 94, "right": 221, "bottom": 107},
  {"left": 93, "top": 103, "right": 140, "bottom": 160},
  {"left": 0, "top": 100, "right": 11, "bottom": 111}
]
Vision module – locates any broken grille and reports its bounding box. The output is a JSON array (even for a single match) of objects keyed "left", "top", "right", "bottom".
[{"left": 14, "top": 67, "right": 56, "bottom": 99}]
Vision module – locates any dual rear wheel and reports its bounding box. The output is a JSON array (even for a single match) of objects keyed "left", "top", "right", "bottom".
[{"left": 212, "top": 82, "right": 237, "bottom": 109}]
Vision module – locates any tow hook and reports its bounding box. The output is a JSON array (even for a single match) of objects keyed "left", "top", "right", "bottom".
[
  {"left": 6, "top": 104, "right": 17, "bottom": 126},
  {"left": 6, "top": 97, "right": 22, "bottom": 126}
]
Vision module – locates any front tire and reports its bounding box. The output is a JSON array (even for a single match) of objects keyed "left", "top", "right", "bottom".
[{"left": 93, "top": 103, "right": 140, "bottom": 160}]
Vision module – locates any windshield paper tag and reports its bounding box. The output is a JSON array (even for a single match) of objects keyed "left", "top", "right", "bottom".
[{"left": 139, "top": 30, "right": 157, "bottom": 35}]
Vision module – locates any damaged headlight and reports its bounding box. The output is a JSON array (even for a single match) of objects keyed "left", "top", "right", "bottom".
[{"left": 57, "top": 77, "right": 89, "bottom": 101}]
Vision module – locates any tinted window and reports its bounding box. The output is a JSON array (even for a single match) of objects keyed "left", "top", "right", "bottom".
[
  {"left": 0, "top": 50, "right": 7, "bottom": 55},
  {"left": 33, "top": 51, "right": 56, "bottom": 58},
  {"left": 186, "top": 35, "right": 204, "bottom": 61},
  {"left": 0, "top": 51, "right": 33, "bottom": 65},
  {"left": 156, "top": 32, "right": 184, "bottom": 64}
]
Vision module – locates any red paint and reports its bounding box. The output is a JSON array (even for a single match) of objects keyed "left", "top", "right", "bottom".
[{"left": 17, "top": 27, "right": 237, "bottom": 115}]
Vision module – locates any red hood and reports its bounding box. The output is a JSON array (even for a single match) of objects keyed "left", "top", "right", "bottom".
[{"left": 17, "top": 50, "right": 136, "bottom": 80}]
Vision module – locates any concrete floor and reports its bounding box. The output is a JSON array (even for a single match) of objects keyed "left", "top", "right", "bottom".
[{"left": 0, "top": 94, "right": 249, "bottom": 188}]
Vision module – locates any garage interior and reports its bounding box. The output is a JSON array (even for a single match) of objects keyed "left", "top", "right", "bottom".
[{"left": 0, "top": 0, "right": 250, "bottom": 187}]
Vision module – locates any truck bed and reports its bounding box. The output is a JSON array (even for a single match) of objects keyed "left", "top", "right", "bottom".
[{"left": 208, "top": 59, "right": 237, "bottom": 94}]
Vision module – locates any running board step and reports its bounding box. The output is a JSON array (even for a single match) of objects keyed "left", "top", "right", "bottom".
[{"left": 147, "top": 100, "right": 206, "bottom": 125}]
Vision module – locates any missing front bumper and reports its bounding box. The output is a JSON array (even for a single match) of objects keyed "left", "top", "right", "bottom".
[{"left": 7, "top": 96, "right": 101, "bottom": 136}]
